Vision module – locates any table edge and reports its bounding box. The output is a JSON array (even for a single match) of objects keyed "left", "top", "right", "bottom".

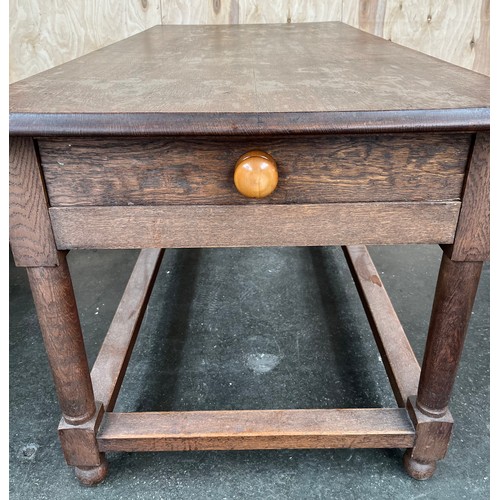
[{"left": 9, "top": 108, "right": 490, "bottom": 137}]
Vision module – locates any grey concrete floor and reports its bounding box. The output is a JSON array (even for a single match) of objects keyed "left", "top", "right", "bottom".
[{"left": 9, "top": 245, "right": 489, "bottom": 499}]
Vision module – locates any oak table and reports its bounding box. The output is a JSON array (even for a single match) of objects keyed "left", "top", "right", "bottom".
[{"left": 9, "top": 22, "right": 489, "bottom": 485}]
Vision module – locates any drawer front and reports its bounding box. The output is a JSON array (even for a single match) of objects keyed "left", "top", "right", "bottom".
[{"left": 39, "top": 134, "right": 471, "bottom": 207}]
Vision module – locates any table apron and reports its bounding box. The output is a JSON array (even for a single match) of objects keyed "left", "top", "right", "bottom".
[{"left": 48, "top": 202, "right": 460, "bottom": 249}]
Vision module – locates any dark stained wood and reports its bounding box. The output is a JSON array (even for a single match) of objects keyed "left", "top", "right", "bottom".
[
  {"left": 9, "top": 137, "right": 58, "bottom": 267},
  {"left": 406, "top": 397, "right": 454, "bottom": 462},
  {"left": 446, "top": 132, "right": 490, "bottom": 261},
  {"left": 9, "top": 20, "right": 489, "bottom": 483},
  {"left": 39, "top": 134, "right": 471, "bottom": 207},
  {"left": 91, "top": 249, "right": 164, "bottom": 411},
  {"left": 12, "top": 109, "right": 489, "bottom": 136},
  {"left": 343, "top": 246, "right": 420, "bottom": 407},
  {"left": 48, "top": 202, "right": 461, "bottom": 250},
  {"left": 73, "top": 456, "right": 108, "bottom": 487},
  {"left": 404, "top": 396, "right": 454, "bottom": 480},
  {"left": 58, "top": 403, "right": 104, "bottom": 467},
  {"left": 9, "top": 23, "right": 489, "bottom": 136},
  {"left": 403, "top": 451, "right": 437, "bottom": 481},
  {"left": 97, "top": 409, "right": 415, "bottom": 452},
  {"left": 26, "top": 251, "right": 96, "bottom": 425},
  {"left": 416, "top": 253, "right": 483, "bottom": 417},
  {"left": 58, "top": 401, "right": 109, "bottom": 485}
]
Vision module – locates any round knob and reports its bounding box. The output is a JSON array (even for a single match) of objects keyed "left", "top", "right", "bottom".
[{"left": 234, "top": 150, "right": 278, "bottom": 199}]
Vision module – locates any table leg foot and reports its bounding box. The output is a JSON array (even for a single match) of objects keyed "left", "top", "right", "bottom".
[
  {"left": 403, "top": 450, "right": 436, "bottom": 480},
  {"left": 74, "top": 453, "right": 108, "bottom": 486}
]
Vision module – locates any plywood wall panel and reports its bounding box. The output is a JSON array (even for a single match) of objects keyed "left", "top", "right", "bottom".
[
  {"left": 10, "top": 0, "right": 162, "bottom": 83},
  {"left": 342, "top": 0, "right": 489, "bottom": 75},
  {"left": 161, "top": 0, "right": 342, "bottom": 25},
  {"left": 343, "top": 0, "right": 387, "bottom": 36},
  {"left": 161, "top": 0, "right": 239, "bottom": 24},
  {"left": 471, "top": 0, "right": 490, "bottom": 75}
]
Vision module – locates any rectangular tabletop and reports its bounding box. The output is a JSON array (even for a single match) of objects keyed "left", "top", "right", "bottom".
[{"left": 9, "top": 22, "right": 489, "bottom": 135}]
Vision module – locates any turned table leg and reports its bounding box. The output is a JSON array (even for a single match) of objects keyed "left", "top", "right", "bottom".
[
  {"left": 27, "top": 251, "right": 108, "bottom": 485},
  {"left": 404, "top": 252, "right": 483, "bottom": 479},
  {"left": 10, "top": 137, "right": 107, "bottom": 485}
]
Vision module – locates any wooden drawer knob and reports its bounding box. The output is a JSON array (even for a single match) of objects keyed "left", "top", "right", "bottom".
[{"left": 234, "top": 150, "right": 278, "bottom": 199}]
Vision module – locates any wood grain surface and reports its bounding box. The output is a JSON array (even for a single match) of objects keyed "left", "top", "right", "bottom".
[
  {"left": 163, "top": 1, "right": 489, "bottom": 76},
  {"left": 416, "top": 253, "right": 483, "bottom": 417},
  {"left": 9, "top": 23, "right": 489, "bottom": 136},
  {"left": 9, "top": 137, "right": 59, "bottom": 267},
  {"left": 97, "top": 409, "right": 415, "bottom": 452},
  {"left": 9, "top": 0, "right": 161, "bottom": 83},
  {"left": 27, "top": 252, "right": 96, "bottom": 425},
  {"left": 10, "top": 1, "right": 489, "bottom": 85},
  {"left": 343, "top": 246, "right": 420, "bottom": 407},
  {"left": 48, "top": 202, "right": 461, "bottom": 249},
  {"left": 11, "top": 109, "right": 490, "bottom": 137},
  {"left": 39, "top": 134, "right": 471, "bottom": 207},
  {"left": 406, "top": 396, "right": 453, "bottom": 464},
  {"left": 58, "top": 403, "right": 104, "bottom": 467},
  {"left": 91, "top": 249, "right": 164, "bottom": 412},
  {"left": 448, "top": 132, "right": 490, "bottom": 261},
  {"left": 161, "top": 0, "right": 342, "bottom": 25},
  {"left": 343, "top": 0, "right": 490, "bottom": 76}
]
